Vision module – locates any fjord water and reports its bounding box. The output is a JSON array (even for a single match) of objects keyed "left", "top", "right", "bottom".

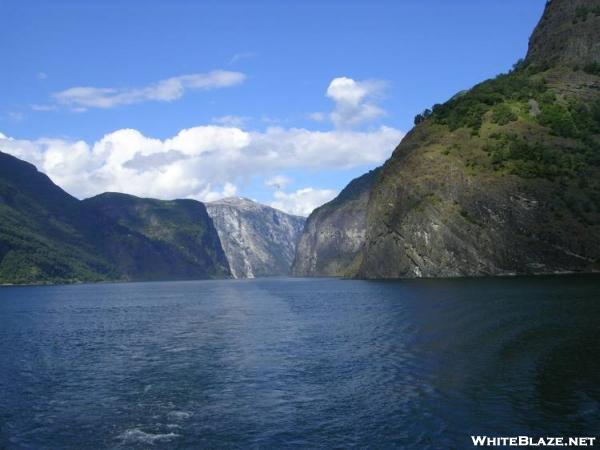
[{"left": 1, "top": 277, "right": 599, "bottom": 449}]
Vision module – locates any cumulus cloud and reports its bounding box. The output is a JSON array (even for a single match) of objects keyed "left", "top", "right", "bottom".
[
  {"left": 270, "top": 188, "right": 337, "bottom": 217},
  {"left": 308, "top": 112, "right": 326, "bottom": 122},
  {"left": 52, "top": 70, "right": 245, "bottom": 110},
  {"left": 123, "top": 150, "right": 188, "bottom": 171},
  {"left": 199, "top": 182, "right": 238, "bottom": 202},
  {"left": 3, "top": 74, "right": 404, "bottom": 214},
  {"left": 327, "top": 77, "right": 386, "bottom": 128},
  {"left": 265, "top": 175, "right": 292, "bottom": 189},
  {"left": 0, "top": 124, "right": 402, "bottom": 213}
]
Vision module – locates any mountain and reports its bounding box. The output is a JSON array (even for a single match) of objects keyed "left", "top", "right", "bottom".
[
  {"left": 526, "top": 0, "right": 600, "bottom": 69},
  {"left": 83, "top": 193, "right": 231, "bottom": 279},
  {"left": 358, "top": 0, "right": 600, "bottom": 278},
  {"left": 0, "top": 151, "right": 231, "bottom": 284},
  {"left": 0, "top": 151, "right": 116, "bottom": 284},
  {"left": 206, "top": 197, "right": 305, "bottom": 278},
  {"left": 292, "top": 169, "right": 379, "bottom": 276},
  {"left": 300, "top": 0, "right": 600, "bottom": 279}
]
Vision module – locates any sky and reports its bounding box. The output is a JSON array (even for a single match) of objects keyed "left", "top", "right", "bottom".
[{"left": 0, "top": 0, "right": 546, "bottom": 216}]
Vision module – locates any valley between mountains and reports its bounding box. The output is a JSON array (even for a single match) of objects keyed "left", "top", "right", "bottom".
[{"left": 1, "top": 0, "right": 599, "bottom": 284}]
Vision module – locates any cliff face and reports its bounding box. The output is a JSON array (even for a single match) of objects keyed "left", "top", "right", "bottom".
[
  {"left": 206, "top": 197, "right": 305, "bottom": 278},
  {"left": 292, "top": 169, "right": 379, "bottom": 277},
  {"left": 356, "top": 0, "right": 600, "bottom": 278},
  {"left": 359, "top": 123, "right": 600, "bottom": 278},
  {"left": 526, "top": 0, "right": 600, "bottom": 69}
]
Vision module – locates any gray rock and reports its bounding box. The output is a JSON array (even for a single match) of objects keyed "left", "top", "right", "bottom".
[
  {"left": 292, "top": 169, "right": 379, "bottom": 277},
  {"left": 206, "top": 197, "right": 305, "bottom": 278},
  {"left": 528, "top": 99, "right": 541, "bottom": 117},
  {"left": 526, "top": 0, "right": 600, "bottom": 68}
]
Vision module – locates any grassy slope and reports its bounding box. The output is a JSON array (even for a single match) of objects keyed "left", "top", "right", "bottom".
[{"left": 358, "top": 63, "right": 600, "bottom": 277}]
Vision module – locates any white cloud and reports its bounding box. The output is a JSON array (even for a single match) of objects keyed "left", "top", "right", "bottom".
[
  {"left": 326, "top": 77, "right": 386, "bottom": 128},
  {"left": 265, "top": 175, "right": 292, "bottom": 189},
  {"left": 270, "top": 188, "right": 337, "bottom": 217},
  {"left": 37, "top": 72, "right": 48, "bottom": 80},
  {"left": 2, "top": 74, "right": 404, "bottom": 215},
  {"left": 308, "top": 112, "right": 326, "bottom": 122},
  {"left": 198, "top": 182, "right": 238, "bottom": 202},
  {"left": 52, "top": 70, "right": 246, "bottom": 110},
  {"left": 0, "top": 124, "right": 402, "bottom": 213}
]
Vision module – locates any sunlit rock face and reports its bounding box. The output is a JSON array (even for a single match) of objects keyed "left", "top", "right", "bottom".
[{"left": 207, "top": 197, "right": 305, "bottom": 278}]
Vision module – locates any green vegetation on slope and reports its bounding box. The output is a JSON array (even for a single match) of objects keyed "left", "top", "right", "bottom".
[
  {"left": 411, "top": 65, "right": 600, "bottom": 196},
  {"left": 0, "top": 153, "right": 116, "bottom": 284},
  {"left": 361, "top": 59, "right": 600, "bottom": 277},
  {"left": 82, "top": 193, "right": 231, "bottom": 279},
  {"left": 0, "top": 152, "right": 231, "bottom": 284}
]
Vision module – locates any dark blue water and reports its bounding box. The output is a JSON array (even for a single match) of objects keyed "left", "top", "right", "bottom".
[{"left": 1, "top": 276, "right": 599, "bottom": 449}]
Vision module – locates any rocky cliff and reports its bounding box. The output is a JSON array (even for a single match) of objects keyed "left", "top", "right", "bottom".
[
  {"left": 526, "top": 0, "right": 600, "bottom": 69},
  {"left": 291, "top": 169, "right": 379, "bottom": 277},
  {"left": 206, "top": 197, "right": 305, "bottom": 278},
  {"left": 357, "top": 0, "right": 600, "bottom": 278}
]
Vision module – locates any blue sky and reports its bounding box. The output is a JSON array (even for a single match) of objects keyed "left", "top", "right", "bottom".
[{"left": 0, "top": 0, "right": 546, "bottom": 215}]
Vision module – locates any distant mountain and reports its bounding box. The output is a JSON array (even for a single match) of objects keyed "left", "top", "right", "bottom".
[
  {"left": 83, "top": 193, "right": 231, "bottom": 280},
  {"left": 206, "top": 197, "right": 305, "bottom": 278},
  {"left": 0, "top": 151, "right": 230, "bottom": 284},
  {"left": 292, "top": 169, "right": 379, "bottom": 277}
]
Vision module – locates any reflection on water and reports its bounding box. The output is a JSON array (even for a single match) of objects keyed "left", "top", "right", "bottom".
[{"left": 0, "top": 275, "right": 599, "bottom": 449}]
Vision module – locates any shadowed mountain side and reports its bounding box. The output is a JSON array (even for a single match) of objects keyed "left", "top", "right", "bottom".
[
  {"left": 83, "top": 193, "right": 231, "bottom": 280},
  {"left": 0, "top": 151, "right": 231, "bottom": 284},
  {"left": 292, "top": 169, "right": 380, "bottom": 277}
]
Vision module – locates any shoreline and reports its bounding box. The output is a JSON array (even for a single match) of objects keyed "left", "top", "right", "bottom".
[{"left": 2, "top": 270, "right": 599, "bottom": 289}]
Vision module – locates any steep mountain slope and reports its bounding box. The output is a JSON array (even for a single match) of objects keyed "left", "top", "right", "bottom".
[
  {"left": 357, "top": 0, "right": 600, "bottom": 278},
  {"left": 526, "top": 0, "right": 600, "bottom": 68},
  {"left": 0, "top": 151, "right": 192, "bottom": 283},
  {"left": 206, "top": 197, "right": 304, "bottom": 278},
  {"left": 0, "top": 151, "right": 231, "bottom": 284},
  {"left": 83, "top": 193, "right": 231, "bottom": 279},
  {"left": 292, "top": 169, "right": 379, "bottom": 276},
  {"left": 0, "top": 151, "right": 116, "bottom": 284}
]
